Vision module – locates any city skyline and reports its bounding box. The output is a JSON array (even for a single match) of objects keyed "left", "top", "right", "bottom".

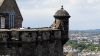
[{"left": 17, "top": 0, "right": 100, "bottom": 30}]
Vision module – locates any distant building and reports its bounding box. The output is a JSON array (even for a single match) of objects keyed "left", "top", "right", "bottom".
[
  {"left": 92, "top": 37, "right": 100, "bottom": 44},
  {"left": 64, "top": 45, "right": 78, "bottom": 56}
]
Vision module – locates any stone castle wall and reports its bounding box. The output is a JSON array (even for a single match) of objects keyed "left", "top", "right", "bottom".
[{"left": 0, "top": 29, "right": 65, "bottom": 56}]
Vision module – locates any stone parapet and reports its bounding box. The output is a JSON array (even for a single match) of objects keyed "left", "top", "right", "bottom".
[
  {"left": 0, "top": 29, "right": 61, "bottom": 42},
  {"left": 0, "top": 29, "right": 66, "bottom": 56}
]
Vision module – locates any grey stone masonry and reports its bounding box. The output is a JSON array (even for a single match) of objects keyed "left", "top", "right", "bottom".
[{"left": 0, "top": 29, "right": 65, "bottom": 56}]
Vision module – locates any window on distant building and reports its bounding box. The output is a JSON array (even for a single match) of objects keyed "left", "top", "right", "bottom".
[{"left": 0, "top": 16, "right": 5, "bottom": 29}]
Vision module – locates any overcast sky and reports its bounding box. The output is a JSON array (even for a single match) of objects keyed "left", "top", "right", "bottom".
[{"left": 16, "top": 0, "right": 100, "bottom": 30}]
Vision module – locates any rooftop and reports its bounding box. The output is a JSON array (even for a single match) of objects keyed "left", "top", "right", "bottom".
[{"left": 54, "top": 6, "right": 70, "bottom": 18}]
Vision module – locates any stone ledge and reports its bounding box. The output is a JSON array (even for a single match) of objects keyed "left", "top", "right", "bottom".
[{"left": 0, "top": 29, "right": 62, "bottom": 42}]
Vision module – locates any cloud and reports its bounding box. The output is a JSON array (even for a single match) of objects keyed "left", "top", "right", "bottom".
[{"left": 17, "top": 0, "right": 100, "bottom": 30}]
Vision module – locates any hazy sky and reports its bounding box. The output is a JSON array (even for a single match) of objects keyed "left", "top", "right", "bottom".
[{"left": 16, "top": 0, "right": 100, "bottom": 30}]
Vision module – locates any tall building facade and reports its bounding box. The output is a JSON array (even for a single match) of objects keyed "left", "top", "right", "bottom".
[{"left": 0, "top": 0, "right": 70, "bottom": 56}]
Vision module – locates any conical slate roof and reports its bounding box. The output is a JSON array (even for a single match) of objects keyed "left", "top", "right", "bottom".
[
  {"left": 0, "top": 0, "right": 4, "bottom": 6},
  {"left": 54, "top": 6, "right": 70, "bottom": 18}
]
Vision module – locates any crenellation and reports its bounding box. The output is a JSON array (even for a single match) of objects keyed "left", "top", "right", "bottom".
[{"left": 0, "top": 29, "right": 61, "bottom": 42}]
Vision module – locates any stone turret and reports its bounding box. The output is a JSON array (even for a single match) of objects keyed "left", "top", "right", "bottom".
[
  {"left": 51, "top": 6, "right": 70, "bottom": 44},
  {"left": 53, "top": 6, "right": 70, "bottom": 30}
]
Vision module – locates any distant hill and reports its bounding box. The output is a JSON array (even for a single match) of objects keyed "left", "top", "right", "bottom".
[
  {"left": 69, "top": 29, "right": 100, "bottom": 38},
  {"left": 70, "top": 29, "right": 100, "bottom": 32}
]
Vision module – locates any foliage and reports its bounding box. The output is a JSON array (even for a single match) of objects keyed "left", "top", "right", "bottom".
[{"left": 65, "top": 40, "right": 100, "bottom": 52}]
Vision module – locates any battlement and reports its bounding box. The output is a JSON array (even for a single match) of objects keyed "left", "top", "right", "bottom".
[
  {"left": 0, "top": 29, "right": 66, "bottom": 56},
  {"left": 0, "top": 28, "right": 61, "bottom": 43}
]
